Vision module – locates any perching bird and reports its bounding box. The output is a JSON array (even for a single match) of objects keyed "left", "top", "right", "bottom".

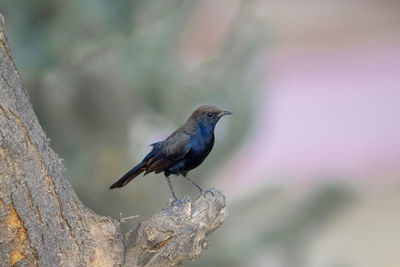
[{"left": 109, "top": 105, "right": 232, "bottom": 200}]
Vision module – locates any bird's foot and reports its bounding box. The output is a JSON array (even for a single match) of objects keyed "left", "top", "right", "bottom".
[
  {"left": 201, "top": 188, "right": 215, "bottom": 197},
  {"left": 170, "top": 196, "right": 190, "bottom": 206}
]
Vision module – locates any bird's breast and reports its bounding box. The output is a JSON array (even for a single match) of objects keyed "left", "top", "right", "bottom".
[
  {"left": 190, "top": 132, "right": 214, "bottom": 150},
  {"left": 188, "top": 133, "right": 214, "bottom": 162}
]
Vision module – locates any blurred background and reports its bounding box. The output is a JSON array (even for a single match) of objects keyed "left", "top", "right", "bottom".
[{"left": 1, "top": 0, "right": 400, "bottom": 266}]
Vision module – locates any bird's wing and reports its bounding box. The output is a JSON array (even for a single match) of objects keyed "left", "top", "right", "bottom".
[
  {"left": 144, "top": 128, "right": 192, "bottom": 174},
  {"left": 162, "top": 129, "right": 192, "bottom": 160}
]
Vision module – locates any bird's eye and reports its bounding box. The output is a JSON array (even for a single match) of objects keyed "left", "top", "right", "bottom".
[{"left": 207, "top": 112, "right": 213, "bottom": 118}]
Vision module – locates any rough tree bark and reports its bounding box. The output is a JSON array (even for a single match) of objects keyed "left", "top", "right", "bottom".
[{"left": 0, "top": 15, "right": 227, "bottom": 267}]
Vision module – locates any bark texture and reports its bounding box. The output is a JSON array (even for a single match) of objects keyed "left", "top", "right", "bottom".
[{"left": 0, "top": 14, "right": 226, "bottom": 267}]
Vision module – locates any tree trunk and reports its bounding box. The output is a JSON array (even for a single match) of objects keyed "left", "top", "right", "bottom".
[{"left": 0, "top": 14, "right": 226, "bottom": 267}]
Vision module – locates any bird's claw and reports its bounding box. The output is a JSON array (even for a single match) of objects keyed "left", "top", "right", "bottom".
[
  {"left": 170, "top": 197, "right": 190, "bottom": 206},
  {"left": 201, "top": 188, "right": 215, "bottom": 197}
]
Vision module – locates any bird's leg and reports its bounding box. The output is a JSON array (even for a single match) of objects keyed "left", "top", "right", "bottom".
[
  {"left": 165, "top": 175, "right": 178, "bottom": 200},
  {"left": 184, "top": 176, "right": 204, "bottom": 193}
]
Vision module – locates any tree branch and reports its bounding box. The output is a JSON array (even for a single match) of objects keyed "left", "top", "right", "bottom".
[
  {"left": 125, "top": 190, "right": 226, "bottom": 266},
  {"left": 0, "top": 14, "right": 226, "bottom": 266}
]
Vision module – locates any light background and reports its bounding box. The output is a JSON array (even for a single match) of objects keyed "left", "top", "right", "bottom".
[{"left": 1, "top": 1, "right": 400, "bottom": 266}]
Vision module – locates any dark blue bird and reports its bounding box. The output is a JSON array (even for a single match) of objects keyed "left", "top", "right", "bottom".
[{"left": 109, "top": 105, "right": 232, "bottom": 200}]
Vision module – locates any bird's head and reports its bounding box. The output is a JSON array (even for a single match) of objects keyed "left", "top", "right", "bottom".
[{"left": 189, "top": 105, "right": 232, "bottom": 129}]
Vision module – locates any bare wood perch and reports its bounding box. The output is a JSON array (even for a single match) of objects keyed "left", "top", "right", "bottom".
[
  {"left": 0, "top": 14, "right": 226, "bottom": 267},
  {"left": 125, "top": 190, "right": 226, "bottom": 266}
]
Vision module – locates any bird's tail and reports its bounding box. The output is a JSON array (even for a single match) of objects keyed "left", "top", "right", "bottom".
[
  {"left": 109, "top": 161, "right": 146, "bottom": 189},
  {"left": 109, "top": 142, "right": 162, "bottom": 189}
]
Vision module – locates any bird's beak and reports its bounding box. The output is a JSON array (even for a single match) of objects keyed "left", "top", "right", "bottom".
[{"left": 218, "top": 110, "right": 233, "bottom": 117}]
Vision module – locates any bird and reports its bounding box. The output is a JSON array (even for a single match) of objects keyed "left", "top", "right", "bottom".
[{"left": 109, "top": 105, "right": 232, "bottom": 201}]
